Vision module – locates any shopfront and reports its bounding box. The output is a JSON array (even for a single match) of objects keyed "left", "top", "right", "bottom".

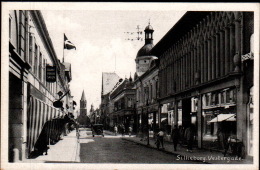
[{"left": 202, "top": 87, "right": 237, "bottom": 150}]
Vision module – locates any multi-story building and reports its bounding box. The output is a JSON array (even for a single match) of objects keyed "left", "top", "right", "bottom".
[
  {"left": 8, "top": 10, "right": 74, "bottom": 162},
  {"left": 110, "top": 77, "right": 136, "bottom": 132},
  {"left": 101, "top": 72, "right": 121, "bottom": 129},
  {"left": 134, "top": 23, "right": 159, "bottom": 137},
  {"left": 151, "top": 11, "right": 254, "bottom": 157}
]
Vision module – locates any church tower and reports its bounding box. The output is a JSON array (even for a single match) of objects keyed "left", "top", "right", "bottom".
[
  {"left": 80, "top": 90, "right": 87, "bottom": 116},
  {"left": 135, "top": 22, "right": 157, "bottom": 77}
]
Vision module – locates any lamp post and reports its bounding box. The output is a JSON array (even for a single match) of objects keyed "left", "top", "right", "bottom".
[{"left": 146, "top": 100, "right": 150, "bottom": 146}]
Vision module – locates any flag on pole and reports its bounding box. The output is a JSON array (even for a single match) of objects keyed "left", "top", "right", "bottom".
[{"left": 64, "top": 34, "right": 76, "bottom": 50}]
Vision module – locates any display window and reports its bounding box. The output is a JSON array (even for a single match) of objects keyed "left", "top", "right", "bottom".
[{"left": 201, "top": 88, "right": 237, "bottom": 150}]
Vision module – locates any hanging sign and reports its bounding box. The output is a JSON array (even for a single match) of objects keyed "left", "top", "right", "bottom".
[{"left": 46, "top": 65, "right": 56, "bottom": 82}]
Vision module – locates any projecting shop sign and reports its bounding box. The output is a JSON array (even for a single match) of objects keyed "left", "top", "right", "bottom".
[{"left": 46, "top": 65, "right": 56, "bottom": 82}]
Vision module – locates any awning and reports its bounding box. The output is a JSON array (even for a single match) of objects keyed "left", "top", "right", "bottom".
[
  {"left": 209, "top": 114, "right": 236, "bottom": 123},
  {"left": 161, "top": 118, "right": 167, "bottom": 121}
]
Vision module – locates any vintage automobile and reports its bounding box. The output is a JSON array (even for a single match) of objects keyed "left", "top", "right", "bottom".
[{"left": 91, "top": 124, "right": 104, "bottom": 137}]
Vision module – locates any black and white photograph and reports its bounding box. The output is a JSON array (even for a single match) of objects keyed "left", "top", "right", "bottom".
[{"left": 1, "top": 2, "right": 259, "bottom": 170}]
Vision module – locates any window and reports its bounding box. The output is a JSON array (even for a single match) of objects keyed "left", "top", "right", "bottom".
[
  {"left": 29, "top": 35, "right": 33, "bottom": 65},
  {"left": 9, "top": 16, "right": 11, "bottom": 39},
  {"left": 128, "top": 98, "right": 133, "bottom": 108},
  {"left": 34, "top": 44, "right": 38, "bottom": 76},
  {"left": 39, "top": 52, "right": 42, "bottom": 81},
  {"left": 211, "top": 93, "right": 215, "bottom": 105},
  {"left": 226, "top": 90, "right": 230, "bottom": 104},
  {"left": 43, "top": 59, "right": 46, "bottom": 85},
  {"left": 215, "top": 92, "right": 219, "bottom": 105},
  {"left": 155, "top": 81, "right": 159, "bottom": 98}
]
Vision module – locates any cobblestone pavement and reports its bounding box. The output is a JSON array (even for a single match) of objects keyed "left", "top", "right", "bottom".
[{"left": 79, "top": 129, "right": 205, "bottom": 164}]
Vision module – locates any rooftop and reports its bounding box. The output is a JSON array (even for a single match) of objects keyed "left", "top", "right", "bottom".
[{"left": 102, "top": 72, "right": 121, "bottom": 95}]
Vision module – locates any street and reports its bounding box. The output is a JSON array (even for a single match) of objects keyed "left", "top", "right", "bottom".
[{"left": 78, "top": 129, "right": 204, "bottom": 164}]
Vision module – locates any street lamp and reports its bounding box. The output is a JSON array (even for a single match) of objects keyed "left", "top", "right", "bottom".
[{"left": 146, "top": 100, "right": 150, "bottom": 146}]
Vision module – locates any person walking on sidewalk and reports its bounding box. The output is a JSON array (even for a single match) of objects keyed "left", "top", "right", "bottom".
[
  {"left": 128, "top": 126, "right": 133, "bottom": 137},
  {"left": 114, "top": 125, "right": 118, "bottom": 136},
  {"left": 185, "top": 124, "right": 195, "bottom": 152},
  {"left": 157, "top": 129, "right": 165, "bottom": 149},
  {"left": 171, "top": 125, "right": 180, "bottom": 151}
]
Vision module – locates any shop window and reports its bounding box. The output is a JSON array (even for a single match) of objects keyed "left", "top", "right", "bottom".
[
  {"left": 229, "top": 89, "right": 236, "bottom": 104},
  {"left": 234, "top": 90, "right": 237, "bottom": 104},
  {"left": 215, "top": 92, "right": 219, "bottom": 105},
  {"left": 220, "top": 91, "right": 225, "bottom": 104},
  {"left": 191, "top": 97, "right": 198, "bottom": 112},
  {"left": 226, "top": 90, "right": 230, "bottom": 104},
  {"left": 177, "top": 101, "right": 182, "bottom": 126},
  {"left": 205, "top": 93, "right": 211, "bottom": 106},
  {"left": 211, "top": 93, "right": 215, "bottom": 106}
]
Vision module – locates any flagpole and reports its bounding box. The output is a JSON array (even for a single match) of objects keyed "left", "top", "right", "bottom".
[
  {"left": 63, "top": 33, "right": 65, "bottom": 63},
  {"left": 63, "top": 46, "right": 65, "bottom": 63}
]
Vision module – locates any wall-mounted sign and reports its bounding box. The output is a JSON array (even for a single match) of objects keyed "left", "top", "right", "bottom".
[
  {"left": 53, "top": 100, "right": 63, "bottom": 108},
  {"left": 46, "top": 65, "right": 56, "bottom": 82}
]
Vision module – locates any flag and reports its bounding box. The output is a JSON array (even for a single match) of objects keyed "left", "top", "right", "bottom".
[{"left": 64, "top": 34, "right": 76, "bottom": 50}]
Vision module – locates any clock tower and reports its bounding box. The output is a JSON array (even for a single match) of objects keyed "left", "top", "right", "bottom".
[{"left": 135, "top": 22, "right": 157, "bottom": 77}]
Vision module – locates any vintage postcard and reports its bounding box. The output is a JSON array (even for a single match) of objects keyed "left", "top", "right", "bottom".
[{"left": 1, "top": 2, "right": 259, "bottom": 170}]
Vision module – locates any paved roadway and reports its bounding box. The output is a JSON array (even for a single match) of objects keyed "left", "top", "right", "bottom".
[{"left": 78, "top": 128, "right": 204, "bottom": 164}]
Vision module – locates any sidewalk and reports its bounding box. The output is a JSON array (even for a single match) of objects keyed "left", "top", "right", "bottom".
[
  {"left": 121, "top": 134, "right": 253, "bottom": 164},
  {"left": 24, "top": 130, "right": 80, "bottom": 163}
]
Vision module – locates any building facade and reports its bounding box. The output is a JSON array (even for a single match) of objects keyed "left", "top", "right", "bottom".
[
  {"left": 151, "top": 12, "right": 254, "bottom": 157},
  {"left": 8, "top": 10, "right": 74, "bottom": 161},
  {"left": 110, "top": 77, "right": 136, "bottom": 132},
  {"left": 101, "top": 72, "right": 121, "bottom": 129},
  {"left": 135, "top": 59, "right": 159, "bottom": 137},
  {"left": 134, "top": 23, "right": 160, "bottom": 137}
]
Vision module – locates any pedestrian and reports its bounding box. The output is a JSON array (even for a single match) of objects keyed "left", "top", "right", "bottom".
[
  {"left": 128, "top": 126, "right": 132, "bottom": 136},
  {"left": 114, "top": 125, "right": 118, "bottom": 136},
  {"left": 185, "top": 125, "right": 195, "bottom": 152},
  {"left": 157, "top": 128, "right": 165, "bottom": 149},
  {"left": 171, "top": 125, "right": 180, "bottom": 151}
]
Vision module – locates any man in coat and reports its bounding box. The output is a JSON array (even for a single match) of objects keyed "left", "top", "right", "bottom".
[
  {"left": 171, "top": 125, "right": 180, "bottom": 151},
  {"left": 185, "top": 124, "right": 195, "bottom": 152}
]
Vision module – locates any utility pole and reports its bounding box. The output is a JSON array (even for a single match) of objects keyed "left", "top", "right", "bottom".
[{"left": 124, "top": 25, "right": 143, "bottom": 42}]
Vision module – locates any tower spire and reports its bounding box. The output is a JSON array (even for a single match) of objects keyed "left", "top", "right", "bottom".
[
  {"left": 144, "top": 21, "right": 154, "bottom": 45},
  {"left": 81, "top": 90, "right": 86, "bottom": 101}
]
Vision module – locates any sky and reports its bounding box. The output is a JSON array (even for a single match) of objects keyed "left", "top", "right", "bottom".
[{"left": 41, "top": 9, "right": 186, "bottom": 112}]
